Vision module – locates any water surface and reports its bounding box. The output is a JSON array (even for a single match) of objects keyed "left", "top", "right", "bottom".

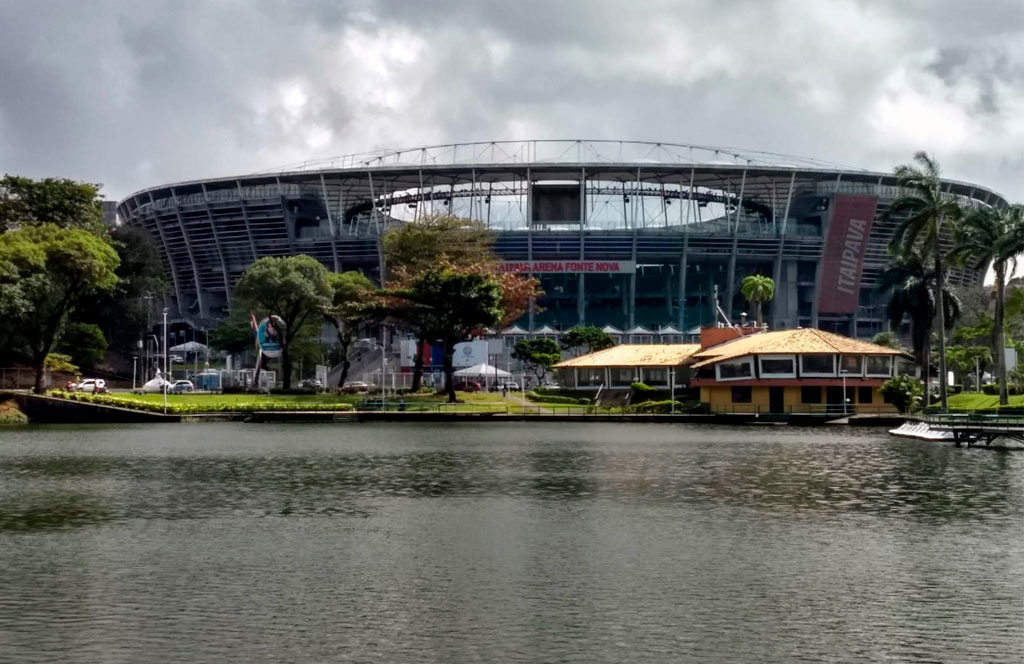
[{"left": 1, "top": 423, "right": 1022, "bottom": 663}]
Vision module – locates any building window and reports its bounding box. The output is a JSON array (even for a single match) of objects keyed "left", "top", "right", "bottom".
[
  {"left": 578, "top": 368, "right": 604, "bottom": 386},
  {"left": 800, "top": 354, "right": 835, "bottom": 376},
  {"left": 732, "top": 386, "right": 752, "bottom": 403},
  {"left": 557, "top": 369, "right": 575, "bottom": 388},
  {"left": 801, "top": 386, "right": 822, "bottom": 404},
  {"left": 610, "top": 368, "right": 635, "bottom": 386},
  {"left": 759, "top": 355, "right": 795, "bottom": 377},
  {"left": 643, "top": 368, "right": 668, "bottom": 385},
  {"left": 840, "top": 355, "right": 863, "bottom": 374},
  {"left": 866, "top": 356, "right": 892, "bottom": 376},
  {"left": 858, "top": 386, "right": 873, "bottom": 404},
  {"left": 716, "top": 357, "right": 754, "bottom": 381}
]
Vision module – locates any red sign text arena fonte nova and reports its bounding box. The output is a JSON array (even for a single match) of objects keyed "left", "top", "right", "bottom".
[{"left": 498, "top": 260, "right": 637, "bottom": 274}]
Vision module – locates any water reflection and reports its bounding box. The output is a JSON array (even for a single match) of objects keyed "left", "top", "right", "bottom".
[{"left": 0, "top": 423, "right": 1022, "bottom": 663}]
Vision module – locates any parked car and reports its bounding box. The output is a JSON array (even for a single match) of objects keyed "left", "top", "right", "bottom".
[
  {"left": 169, "top": 355, "right": 185, "bottom": 364},
  {"left": 74, "top": 378, "right": 107, "bottom": 393},
  {"left": 539, "top": 382, "right": 560, "bottom": 390},
  {"left": 300, "top": 378, "right": 323, "bottom": 389},
  {"left": 498, "top": 381, "right": 521, "bottom": 391},
  {"left": 454, "top": 380, "right": 482, "bottom": 392},
  {"left": 170, "top": 380, "right": 194, "bottom": 393},
  {"left": 343, "top": 381, "right": 370, "bottom": 391}
]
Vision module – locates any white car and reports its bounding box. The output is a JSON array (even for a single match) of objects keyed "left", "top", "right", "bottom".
[
  {"left": 343, "top": 381, "right": 370, "bottom": 391},
  {"left": 498, "top": 381, "right": 521, "bottom": 391},
  {"left": 170, "top": 380, "right": 195, "bottom": 393},
  {"left": 75, "top": 378, "right": 107, "bottom": 393}
]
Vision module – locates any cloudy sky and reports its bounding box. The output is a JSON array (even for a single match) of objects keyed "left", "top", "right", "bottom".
[{"left": 0, "top": 0, "right": 1021, "bottom": 202}]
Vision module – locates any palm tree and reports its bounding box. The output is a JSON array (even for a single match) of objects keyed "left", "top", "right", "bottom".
[
  {"left": 950, "top": 204, "right": 1024, "bottom": 405},
  {"left": 887, "top": 152, "right": 963, "bottom": 410},
  {"left": 877, "top": 250, "right": 961, "bottom": 405},
  {"left": 740, "top": 274, "right": 775, "bottom": 327}
]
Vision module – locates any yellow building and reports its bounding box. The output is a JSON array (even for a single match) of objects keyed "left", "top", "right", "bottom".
[
  {"left": 554, "top": 327, "right": 910, "bottom": 415},
  {"left": 554, "top": 344, "right": 701, "bottom": 389},
  {"left": 686, "top": 327, "right": 908, "bottom": 414}
]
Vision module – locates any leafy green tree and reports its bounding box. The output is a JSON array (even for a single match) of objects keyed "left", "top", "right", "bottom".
[
  {"left": 386, "top": 269, "right": 503, "bottom": 402},
  {"left": 209, "top": 309, "right": 257, "bottom": 356},
  {"left": 382, "top": 213, "right": 500, "bottom": 392},
  {"left": 0, "top": 175, "right": 106, "bottom": 234},
  {"left": 325, "top": 271, "right": 375, "bottom": 387},
  {"left": 0, "top": 224, "right": 119, "bottom": 392},
  {"left": 871, "top": 331, "right": 903, "bottom": 350},
  {"left": 57, "top": 322, "right": 108, "bottom": 368},
  {"left": 950, "top": 204, "right": 1024, "bottom": 405},
  {"left": 877, "top": 249, "right": 961, "bottom": 401},
  {"left": 880, "top": 375, "right": 924, "bottom": 414},
  {"left": 945, "top": 345, "right": 992, "bottom": 389},
  {"left": 233, "top": 255, "right": 332, "bottom": 389},
  {"left": 512, "top": 338, "right": 562, "bottom": 384},
  {"left": 886, "top": 152, "right": 964, "bottom": 410},
  {"left": 740, "top": 274, "right": 775, "bottom": 326},
  {"left": 560, "top": 326, "right": 615, "bottom": 355}
]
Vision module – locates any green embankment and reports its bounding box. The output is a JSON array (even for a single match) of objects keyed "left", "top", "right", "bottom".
[
  {"left": 0, "top": 398, "right": 28, "bottom": 424},
  {"left": 946, "top": 393, "right": 1024, "bottom": 410},
  {"left": 47, "top": 390, "right": 511, "bottom": 414}
]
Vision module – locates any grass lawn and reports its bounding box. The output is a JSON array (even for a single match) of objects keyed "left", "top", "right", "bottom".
[
  {"left": 946, "top": 392, "right": 1024, "bottom": 410},
  {"left": 84, "top": 390, "right": 513, "bottom": 413}
]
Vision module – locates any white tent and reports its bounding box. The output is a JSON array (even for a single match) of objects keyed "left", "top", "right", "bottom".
[
  {"left": 169, "top": 341, "right": 208, "bottom": 353},
  {"left": 453, "top": 363, "right": 512, "bottom": 378}
]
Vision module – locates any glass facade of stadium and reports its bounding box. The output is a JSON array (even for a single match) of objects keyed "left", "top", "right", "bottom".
[{"left": 118, "top": 141, "right": 1003, "bottom": 341}]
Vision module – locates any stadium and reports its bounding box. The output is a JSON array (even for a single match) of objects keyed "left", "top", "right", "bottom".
[{"left": 118, "top": 140, "right": 1004, "bottom": 345}]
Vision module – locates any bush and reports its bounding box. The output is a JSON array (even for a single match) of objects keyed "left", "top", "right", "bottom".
[
  {"left": 982, "top": 383, "right": 999, "bottom": 395},
  {"left": 631, "top": 399, "right": 685, "bottom": 414},
  {"left": 524, "top": 391, "right": 590, "bottom": 405},
  {"left": 880, "top": 375, "right": 923, "bottom": 414},
  {"left": 270, "top": 388, "right": 317, "bottom": 395}
]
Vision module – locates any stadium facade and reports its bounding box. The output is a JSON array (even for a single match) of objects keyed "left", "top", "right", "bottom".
[{"left": 118, "top": 140, "right": 1005, "bottom": 340}]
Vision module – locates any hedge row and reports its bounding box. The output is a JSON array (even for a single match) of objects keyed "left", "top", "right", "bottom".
[{"left": 524, "top": 391, "right": 591, "bottom": 405}]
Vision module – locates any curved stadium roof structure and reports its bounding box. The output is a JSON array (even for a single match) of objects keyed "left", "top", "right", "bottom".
[{"left": 118, "top": 140, "right": 1007, "bottom": 338}]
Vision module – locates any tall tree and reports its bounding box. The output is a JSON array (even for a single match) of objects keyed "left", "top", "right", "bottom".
[
  {"left": 512, "top": 338, "right": 561, "bottom": 384},
  {"left": 887, "top": 152, "right": 963, "bottom": 410},
  {"left": 381, "top": 213, "right": 539, "bottom": 391},
  {"left": 386, "top": 269, "right": 503, "bottom": 402},
  {"left": 234, "top": 255, "right": 332, "bottom": 389},
  {"left": 950, "top": 204, "right": 1024, "bottom": 405},
  {"left": 0, "top": 224, "right": 119, "bottom": 392},
  {"left": 324, "top": 271, "right": 375, "bottom": 388},
  {"left": 877, "top": 249, "right": 961, "bottom": 403},
  {"left": 560, "top": 326, "right": 615, "bottom": 355},
  {"left": 740, "top": 275, "right": 775, "bottom": 327},
  {"left": 0, "top": 176, "right": 106, "bottom": 235}
]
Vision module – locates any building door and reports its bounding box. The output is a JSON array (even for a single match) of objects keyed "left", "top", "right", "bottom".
[
  {"left": 769, "top": 386, "right": 785, "bottom": 414},
  {"left": 826, "top": 386, "right": 844, "bottom": 414}
]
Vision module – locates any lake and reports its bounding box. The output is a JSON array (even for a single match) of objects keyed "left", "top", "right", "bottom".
[{"left": 1, "top": 423, "right": 1022, "bottom": 663}]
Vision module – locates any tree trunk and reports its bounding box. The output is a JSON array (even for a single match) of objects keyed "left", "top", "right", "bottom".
[
  {"left": 922, "top": 343, "right": 930, "bottom": 408},
  {"left": 411, "top": 336, "right": 425, "bottom": 392},
  {"left": 336, "top": 332, "right": 353, "bottom": 388},
  {"left": 442, "top": 341, "right": 456, "bottom": 403},
  {"left": 281, "top": 343, "right": 292, "bottom": 390},
  {"left": 32, "top": 351, "right": 46, "bottom": 394},
  {"left": 994, "top": 264, "right": 1008, "bottom": 406},
  {"left": 755, "top": 301, "right": 762, "bottom": 327},
  {"left": 933, "top": 236, "right": 948, "bottom": 411}
]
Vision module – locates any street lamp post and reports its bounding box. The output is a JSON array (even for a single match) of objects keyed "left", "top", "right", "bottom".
[
  {"left": 163, "top": 308, "right": 169, "bottom": 415},
  {"left": 132, "top": 355, "right": 138, "bottom": 392},
  {"left": 669, "top": 369, "right": 676, "bottom": 414},
  {"left": 840, "top": 369, "right": 848, "bottom": 415}
]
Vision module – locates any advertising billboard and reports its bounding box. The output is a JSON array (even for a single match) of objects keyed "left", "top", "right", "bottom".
[
  {"left": 531, "top": 184, "right": 581, "bottom": 225},
  {"left": 817, "top": 195, "right": 877, "bottom": 314},
  {"left": 498, "top": 260, "right": 636, "bottom": 274},
  {"left": 254, "top": 316, "right": 284, "bottom": 358}
]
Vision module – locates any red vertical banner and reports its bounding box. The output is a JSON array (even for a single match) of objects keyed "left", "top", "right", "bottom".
[{"left": 817, "top": 194, "right": 877, "bottom": 314}]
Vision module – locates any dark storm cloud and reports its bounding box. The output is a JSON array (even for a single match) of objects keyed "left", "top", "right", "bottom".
[{"left": 0, "top": 0, "right": 1021, "bottom": 201}]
